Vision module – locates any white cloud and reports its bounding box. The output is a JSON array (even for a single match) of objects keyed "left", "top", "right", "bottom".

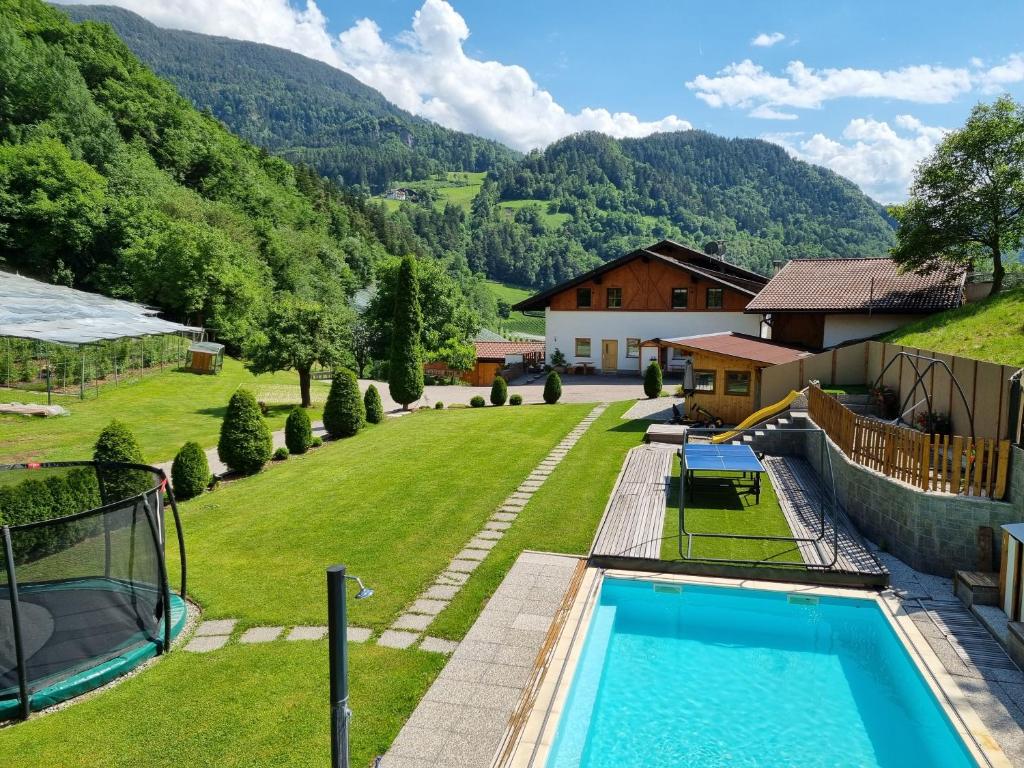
[
  {"left": 979, "top": 53, "right": 1024, "bottom": 92},
  {"left": 763, "top": 115, "right": 949, "bottom": 203},
  {"left": 54, "top": 0, "right": 690, "bottom": 151},
  {"left": 689, "top": 59, "right": 973, "bottom": 112},
  {"left": 748, "top": 104, "right": 798, "bottom": 120},
  {"left": 751, "top": 32, "right": 785, "bottom": 48}
]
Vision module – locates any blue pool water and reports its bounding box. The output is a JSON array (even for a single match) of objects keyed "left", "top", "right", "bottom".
[{"left": 546, "top": 579, "right": 977, "bottom": 768}]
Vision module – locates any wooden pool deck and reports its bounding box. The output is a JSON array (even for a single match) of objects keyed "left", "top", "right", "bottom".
[{"left": 589, "top": 443, "right": 888, "bottom": 588}]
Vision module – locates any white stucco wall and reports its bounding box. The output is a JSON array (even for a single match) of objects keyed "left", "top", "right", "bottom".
[
  {"left": 822, "top": 314, "right": 926, "bottom": 348},
  {"left": 545, "top": 309, "right": 762, "bottom": 372}
]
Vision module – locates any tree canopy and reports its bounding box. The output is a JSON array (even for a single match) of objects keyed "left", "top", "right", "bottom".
[{"left": 891, "top": 96, "right": 1024, "bottom": 295}]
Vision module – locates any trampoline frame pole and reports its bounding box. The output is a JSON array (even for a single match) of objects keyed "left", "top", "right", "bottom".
[
  {"left": 3, "top": 525, "right": 31, "bottom": 720},
  {"left": 142, "top": 496, "right": 173, "bottom": 654}
]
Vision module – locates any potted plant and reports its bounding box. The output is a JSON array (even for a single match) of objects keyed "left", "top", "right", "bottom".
[{"left": 550, "top": 348, "right": 568, "bottom": 374}]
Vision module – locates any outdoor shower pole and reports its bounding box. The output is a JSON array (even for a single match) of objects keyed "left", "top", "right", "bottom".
[{"left": 328, "top": 565, "right": 352, "bottom": 768}]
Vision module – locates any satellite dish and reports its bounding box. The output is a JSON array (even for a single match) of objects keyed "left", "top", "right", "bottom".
[{"left": 703, "top": 241, "right": 719, "bottom": 255}]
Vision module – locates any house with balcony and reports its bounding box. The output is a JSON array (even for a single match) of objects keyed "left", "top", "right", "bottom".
[{"left": 512, "top": 240, "right": 768, "bottom": 374}]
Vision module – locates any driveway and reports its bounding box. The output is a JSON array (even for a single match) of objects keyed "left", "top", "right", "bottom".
[{"left": 358, "top": 374, "right": 645, "bottom": 411}]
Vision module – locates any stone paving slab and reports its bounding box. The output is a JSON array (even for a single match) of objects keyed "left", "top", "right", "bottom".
[
  {"left": 476, "top": 529, "right": 505, "bottom": 540},
  {"left": 484, "top": 521, "right": 512, "bottom": 531},
  {"left": 420, "top": 636, "right": 459, "bottom": 654},
  {"left": 457, "top": 547, "right": 488, "bottom": 561},
  {"left": 194, "top": 619, "right": 236, "bottom": 637},
  {"left": 393, "top": 613, "right": 434, "bottom": 631},
  {"left": 492, "top": 511, "right": 518, "bottom": 522},
  {"left": 184, "top": 634, "right": 230, "bottom": 653},
  {"left": 378, "top": 630, "right": 420, "bottom": 649},
  {"left": 410, "top": 598, "right": 449, "bottom": 615},
  {"left": 448, "top": 558, "right": 481, "bottom": 573},
  {"left": 467, "top": 537, "right": 498, "bottom": 550},
  {"left": 423, "top": 584, "right": 461, "bottom": 600},
  {"left": 239, "top": 626, "right": 284, "bottom": 644},
  {"left": 347, "top": 626, "right": 372, "bottom": 643},
  {"left": 380, "top": 552, "right": 580, "bottom": 768},
  {"left": 287, "top": 625, "right": 329, "bottom": 641}
]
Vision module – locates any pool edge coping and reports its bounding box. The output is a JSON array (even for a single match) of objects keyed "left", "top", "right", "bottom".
[{"left": 501, "top": 568, "right": 1011, "bottom": 768}]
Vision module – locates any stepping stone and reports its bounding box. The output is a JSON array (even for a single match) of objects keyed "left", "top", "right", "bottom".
[
  {"left": 347, "top": 627, "right": 372, "bottom": 643},
  {"left": 476, "top": 529, "right": 504, "bottom": 540},
  {"left": 194, "top": 619, "right": 236, "bottom": 637},
  {"left": 420, "top": 636, "right": 459, "bottom": 654},
  {"left": 509, "top": 492, "right": 533, "bottom": 501},
  {"left": 492, "top": 512, "right": 517, "bottom": 522},
  {"left": 436, "top": 571, "right": 470, "bottom": 586},
  {"left": 456, "top": 547, "right": 487, "bottom": 561},
  {"left": 448, "top": 558, "right": 481, "bottom": 574},
  {"left": 239, "top": 626, "right": 283, "bottom": 644},
  {"left": 467, "top": 537, "right": 497, "bottom": 550},
  {"left": 184, "top": 635, "right": 229, "bottom": 653},
  {"left": 378, "top": 630, "right": 419, "bottom": 649},
  {"left": 485, "top": 521, "right": 511, "bottom": 531},
  {"left": 410, "top": 598, "right": 449, "bottom": 615},
  {"left": 502, "top": 498, "right": 528, "bottom": 508},
  {"left": 393, "top": 613, "right": 433, "bottom": 631},
  {"left": 287, "top": 625, "right": 328, "bottom": 641},
  {"left": 424, "top": 584, "right": 460, "bottom": 600}
]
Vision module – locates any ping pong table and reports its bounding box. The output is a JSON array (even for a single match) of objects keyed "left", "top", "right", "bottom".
[{"left": 681, "top": 443, "right": 766, "bottom": 504}]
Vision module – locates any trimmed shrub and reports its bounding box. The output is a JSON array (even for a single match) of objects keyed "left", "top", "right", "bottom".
[
  {"left": 310, "top": 436, "right": 323, "bottom": 448},
  {"left": 218, "top": 389, "right": 273, "bottom": 475},
  {"left": 388, "top": 255, "right": 425, "bottom": 408},
  {"left": 543, "top": 371, "right": 562, "bottom": 404},
  {"left": 364, "top": 384, "right": 384, "bottom": 424},
  {"left": 470, "top": 395, "right": 486, "bottom": 408},
  {"left": 434, "top": 401, "right": 444, "bottom": 409},
  {"left": 94, "top": 420, "right": 149, "bottom": 504},
  {"left": 171, "top": 441, "right": 210, "bottom": 500},
  {"left": 644, "top": 360, "right": 663, "bottom": 399},
  {"left": 509, "top": 394, "right": 523, "bottom": 406},
  {"left": 323, "top": 368, "right": 364, "bottom": 438},
  {"left": 273, "top": 447, "right": 289, "bottom": 461},
  {"left": 285, "top": 406, "right": 312, "bottom": 455},
  {"left": 490, "top": 375, "right": 508, "bottom": 406}
]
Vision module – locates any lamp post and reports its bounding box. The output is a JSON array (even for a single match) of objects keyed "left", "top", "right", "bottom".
[{"left": 327, "top": 565, "right": 373, "bottom": 768}]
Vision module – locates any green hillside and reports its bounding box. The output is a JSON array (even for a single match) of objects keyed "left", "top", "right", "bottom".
[
  {"left": 884, "top": 286, "right": 1024, "bottom": 367},
  {"left": 62, "top": 5, "right": 519, "bottom": 192},
  {"left": 485, "top": 280, "right": 545, "bottom": 337}
]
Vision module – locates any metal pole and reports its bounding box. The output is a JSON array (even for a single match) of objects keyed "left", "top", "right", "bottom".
[
  {"left": 80, "top": 348, "right": 85, "bottom": 401},
  {"left": 3, "top": 526, "right": 31, "bottom": 719},
  {"left": 327, "top": 565, "right": 350, "bottom": 768}
]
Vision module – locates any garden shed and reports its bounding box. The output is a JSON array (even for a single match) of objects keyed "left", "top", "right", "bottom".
[{"left": 185, "top": 341, "right": 225, "bottom": 375}]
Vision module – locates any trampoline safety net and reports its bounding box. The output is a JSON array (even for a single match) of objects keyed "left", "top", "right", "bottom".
[{"left": 0, "top": 463, "right": 178, "bottom": 715}]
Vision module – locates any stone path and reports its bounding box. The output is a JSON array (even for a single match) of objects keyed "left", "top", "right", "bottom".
[
  {"left": 377, "top": 404, "right": 608, "bottom": 653},
  {"left": 380, "top": 552, "right": 581, "bottom": 768},
  {"left": 183, "top": 619, "right": 372, "bottom": 652}
]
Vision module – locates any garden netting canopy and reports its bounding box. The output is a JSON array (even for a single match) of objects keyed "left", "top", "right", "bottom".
[{"left": 0, "top": 272, "right": 200, "bottom": 345}]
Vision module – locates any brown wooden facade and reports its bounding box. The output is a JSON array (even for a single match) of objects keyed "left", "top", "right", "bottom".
[
  {"left": 547, "top": 256, "right": 752, "bottom": 313},
  {"left": 771, "top": 312, "right": 825, "bottom": 349},
  {"left": 672, "top": 348, "right": 762, "bottom": 425}
]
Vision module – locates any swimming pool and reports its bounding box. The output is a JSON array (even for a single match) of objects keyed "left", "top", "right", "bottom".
[{"left": 545, "top": 578, "right": 978, "bottom": 768}]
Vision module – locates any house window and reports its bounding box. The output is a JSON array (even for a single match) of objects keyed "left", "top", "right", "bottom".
[
  {"left": 626, "top": 338, "right": 640, "bottom": 358},
  {"left": 607, "top": 287, "right": 623, "bottom": 308},
  {"left": 671, "top": 347, "right": 686, "bottom": 360},
  {"left": 725, "top": 370, "right": 751, "bottom": 396},
  {"left": 576, "top": 287, "right": 592, "bottom": 308},
  {"left": 671, "top": 287, "right": 688, "bottom": 309},
  {"left": 706, "top": 287, "right": 724, "bottom": 309},
  {"left": 694, "top": 370, "right": 716, "bottom": 393},
  {"left": 575, "top": 337, "right": 592, "bottom": 358}
]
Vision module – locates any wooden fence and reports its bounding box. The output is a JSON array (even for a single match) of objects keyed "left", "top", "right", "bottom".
[{"left": 808, "top": 386, "right": 1011, "bottom": 500}]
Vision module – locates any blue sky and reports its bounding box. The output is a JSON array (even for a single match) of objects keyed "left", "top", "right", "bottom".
[{"left": 59, "top": 0, "right": 1024, "bottom": 202}]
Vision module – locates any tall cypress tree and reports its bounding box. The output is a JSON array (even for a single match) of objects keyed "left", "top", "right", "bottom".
[{"left": 388, "top": 255, "right": 424, "bottom": 409}]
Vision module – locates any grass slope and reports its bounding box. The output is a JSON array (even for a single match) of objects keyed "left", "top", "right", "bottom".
[
  {"left": 484, "top": 280, "right": 545, "bottom": 337},
  {"left": 430, "top": 401, "right": 644, "bottom": 639},
  {"left": 166, "top": 404, "right": 590, "bottom": 628},
  {"left": 378, "top": 172, "right": 486, "bottom": 212},
  {"left": 0, "top": 642, "right": 443, "bottom": 768},
  {"left": 496, "top": 199, "right": 571, "bottom": 229},
  {"left": 883, "top": 286, "right": 1024, "bottom": 367},
  {"left": 0, "top": 358, "right": 325, "bottom": 465}
]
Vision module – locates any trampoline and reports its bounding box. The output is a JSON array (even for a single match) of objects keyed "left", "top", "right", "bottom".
[{"left": 0, "top": 461, "right": 186, "bottom": 720}]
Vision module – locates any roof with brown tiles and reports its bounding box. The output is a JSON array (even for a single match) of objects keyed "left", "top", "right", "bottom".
[
  {"left": 745, "top": 258, "right": 965, "bottom": 314},
  {"left": 644, "top": 332, "right": 813, "bottom": 366},
  {"left": 475, "top": 340, "right": 545, "bottom": 361}
]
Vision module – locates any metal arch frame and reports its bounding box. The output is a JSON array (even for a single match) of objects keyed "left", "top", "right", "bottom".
[
  {"left": 871, "top": 351, "right": 975, "bottom": 440},
  {"left": 677, "top": 426, "right": 841, "bottom": 570},
  {"left": 0, "top": 460, "right": 186, "bottom": 720}
]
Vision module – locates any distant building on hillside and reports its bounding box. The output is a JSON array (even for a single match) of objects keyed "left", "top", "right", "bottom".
[
  {"left": 745, "top": 258, "right": 966, "bottom": 350},
  {"left": 512, "top": 240, "right": 768, "bottom": 374},
  {"left": 384, "top": 188, "right": 415, "bottom": 201}
]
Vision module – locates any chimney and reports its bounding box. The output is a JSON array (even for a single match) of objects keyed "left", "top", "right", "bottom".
[{"left": 772, "top": 259, "right": 786, "bottom": 275}]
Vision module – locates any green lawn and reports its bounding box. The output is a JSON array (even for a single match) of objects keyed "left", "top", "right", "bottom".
[
  {"left": 497, "top": 199, "right": 571, "bottom": 229},
  {"left": 0, "top": 641, "right": 443, "bottom": 768},
  {"left": 884, "top": 285, "right": 1024, "bottom": 367},
  {"left": 484, "top": 280, "right": 545, "bottom": 338},
  {"left": 166, "top": 404, "right": 590, "bottom": 629},
  {"left": 429, "top": 401, "right": 645, "bottom": 639},
  {"left": 0, "top": 357, "right": 325, "bottom": 465},
  {"left": 375, "top": 172, "right": 486, "bottom": 212},
  {"left": 660, "top": 463, "right": 803, "bottom": 564}
]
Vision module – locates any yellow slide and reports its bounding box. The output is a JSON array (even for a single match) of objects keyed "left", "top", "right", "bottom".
[{"left": 710, "top": 390, "right": 802, "bottom": 444}]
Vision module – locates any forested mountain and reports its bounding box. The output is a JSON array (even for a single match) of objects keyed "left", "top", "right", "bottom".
[
  {"left": 62, "top": 5, "right": 520, "bottom": 192},
  {"left": 61, "top": 4, "right": 898, "bottom": 288}
]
